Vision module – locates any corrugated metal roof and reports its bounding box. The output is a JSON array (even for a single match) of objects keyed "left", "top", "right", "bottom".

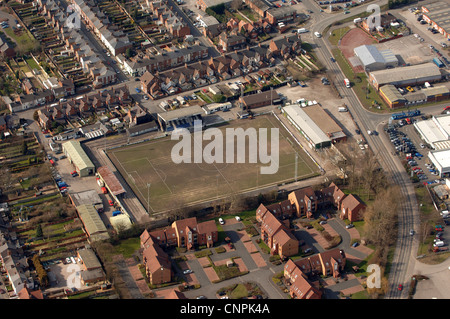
[
  {"left": 97, "top": 166, "right": 126, "bottom": 196},
  {"left": 76, "top": 204, "right": 109, "bottom": 239},
  {"left": 283, "top": 104, "right": 331, "bottom": 147},
  {"left": 354, "top": 45, "right": 398, "bottom": 68},
  {"left": 62, "top": 140, "right": 95, "bottom": 171},
  {"left": 370, "top": 63, "right": 442, "bottom": 86},
  {"left": 379, "top": 84, "right": 406, "bottom": 103}
]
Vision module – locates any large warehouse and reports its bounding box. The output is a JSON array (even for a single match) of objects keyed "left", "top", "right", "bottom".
[
  {"left": 354, "top": 45, "right": 398, "bottom": 71},
  {"left": 62, "top": 140, "right": 95, "bottom": 177},
  {"left": 369, "top": 63, "right": 442, "bottom": 90},
  {"left": 282, "top": 104, "right": 332, "bottom": 149},
  {"left": 302, "top": 104, "right": 347, "bottom": 143},
  {"left": 428, "top": 149, "right": 450, "bottom": 178},
  {"left": 422, "top": 1, "right": 450, "bottom": 39},
  {"left": 414, "top": 114, "right": 450, "bottom": 150}
]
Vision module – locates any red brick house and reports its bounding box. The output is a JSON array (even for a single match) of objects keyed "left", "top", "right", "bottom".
[
  {"left": 148, "top": 217, "right": 218, "bottom": 250},
  {"left": 171, "top": 217, "right": 218, "bottom": 249},
  {"left": 141, "top": 230, "right": 173, "bottom": 285},
  {"left": 319, "top": 248, "right": 346, "bottom": 278},
  {"left": 259, "top": 209, "right": 299, "bottom": 258},
  {"left": 218, "top": 32, "right": 246, "bottom": 52},
  {"left": 362, "top": 12, "right": 397, "bottom": 32},
  {"left": 340, "top": 194, "right": 366, "bottom": 222},
  {"left": 288, "top": 186, "right": 318, "bottom": 218},
  {"left": 284, "top": 259, "right": 322, "bottom": 299}
]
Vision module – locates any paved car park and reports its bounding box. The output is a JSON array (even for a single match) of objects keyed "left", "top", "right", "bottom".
[{"left": 385, "top": 119, "right": 446, "bottom": 185}]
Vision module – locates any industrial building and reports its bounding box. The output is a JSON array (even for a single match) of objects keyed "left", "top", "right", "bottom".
[
  {"left": 62, "top": 140, "right": 95, "bottom": 177},
  {"left": 428, "top": 148, "right": 450, "bottom": 178},
  {"left": 414, "top": 114, "right": 450, "bottom": 150},
  {"left": 422, "top": 1, "right": 450, "bottom": 39},
  {"left": 239, "top": 90, "right": 281, "bottom": 110},
  {"left": 369, "top": 63, "right": 442, "bottom": 90},
  {"left": 380, "top": 84, "right": 450, "bottom": 108},
  {"left": 69, "top": 190, "right": 104, "bottom": 213},
  {"left": 354, "top": 45, "right": 398, "bottom": 71},
  {"left": 302, "top": 104, "right": 347, "bottom": 143},
  {"left": 75, "top": 204, "right": 110, "bottom": 242},
  {"left": 282, "top": 104, "right": 332, "bottom": 149},
  {"left": 157, "top": 105, "right": 203, "bottom": 132}
]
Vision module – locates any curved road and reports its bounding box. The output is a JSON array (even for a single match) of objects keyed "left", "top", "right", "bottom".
[{"left": 302, "top": 0, "right": 444, "bottom": 298}]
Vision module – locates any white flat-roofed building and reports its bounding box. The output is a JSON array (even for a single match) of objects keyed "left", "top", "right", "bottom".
[
  {"left": 428, "top": 148, "right": 450, "bottom": 178},
  {"left": 414, "top": 114, "right": 450, "bottom": 149}
]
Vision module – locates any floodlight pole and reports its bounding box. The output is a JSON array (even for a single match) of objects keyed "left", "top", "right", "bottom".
[{"left": 147, "top": 183, "right": 151, "bottom": 214}]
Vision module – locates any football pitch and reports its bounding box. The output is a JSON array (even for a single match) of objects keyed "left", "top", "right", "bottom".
[{"left": 107, "top": 114, "right": 320, "bottom": 213}]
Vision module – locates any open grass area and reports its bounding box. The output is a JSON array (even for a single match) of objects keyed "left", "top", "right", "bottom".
[
  {"left": 112, "top": 237, "right": 141, "bottom": 258},
  {"left": 328, "top": 27, "right": 350, "bottom": 46},
  {"left": 108, "top": 114, "right": 320, "bottom": 213},
  {"left": 4, "top": 27, "right": 37, "bottom": 53}
]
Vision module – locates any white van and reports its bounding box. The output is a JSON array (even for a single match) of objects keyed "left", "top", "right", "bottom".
[
  {"left": 297, "top": 28, "right": 308, "bottom": 33},
  {"left": 338, "top": 107, "right": 348, "bottom": 112},
  {"left": 433, "top": 241, "right": 444, "bottom": 247}
]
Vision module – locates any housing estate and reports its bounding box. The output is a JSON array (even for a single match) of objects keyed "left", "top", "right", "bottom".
[
  {"left": 284, "top": 248, "right": 347, "bottom": 299},
  {"left": 258, "top": 183, "right": 365, "bottom": 223}
]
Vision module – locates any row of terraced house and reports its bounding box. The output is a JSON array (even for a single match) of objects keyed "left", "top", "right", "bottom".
[
  {"left": 37, "top": 0, "right": 118, "bottom": 87},
  {"left": 35, "top": 85, "right": 132, "bottom": 131},
  {"left": 140, "top": 34, "right": 303, "bottom": 99}
]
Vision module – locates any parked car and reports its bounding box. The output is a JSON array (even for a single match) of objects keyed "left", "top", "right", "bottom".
[
  {"left": 108, "top": 200, "right": 114, "bottom": 206},
  {"left": 346, "top": 224, "right": 354, "bottom": 229},
  {"left": 235, "top": 216, "right": 241, "bottom": 221},
  {"left": 218, "top": 218, "right": 224, "bottom": 225},
  {"left": 183, "top": 269, "right": 193, "bottom": 274}
]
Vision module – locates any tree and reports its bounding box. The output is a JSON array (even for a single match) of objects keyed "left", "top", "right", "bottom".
[
  {"left": 230, "top": 0, "right": 243, "bottom": 11},
  {"left": 212, "top": 94, "right": 226, "bottom": 103},
  {"left": 35, "top": 224, "right": 43, "bottom": 238},
  {"left": 21, "top": 140, "right": 28, "bottom": 155},
  {"left": 33, "top": 110, "right": 39, "bottom": 122},
  {"left": 125, "top": 47, "right": 133, "bottom": 59}
]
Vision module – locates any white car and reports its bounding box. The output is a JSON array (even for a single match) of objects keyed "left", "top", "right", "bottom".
[
  {"left": 218, "top": 218, "right": 224, "bottom": 225},
  {"left": 235, "top": 216, "right": 241, "bottom": 221},
  {"left": 183, "top": 269, "right": 193, "bottom": 274}
]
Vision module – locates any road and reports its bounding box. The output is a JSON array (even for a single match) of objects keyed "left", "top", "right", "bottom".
[{"left": 304, "top": 0, "right": 427, "bottom": 298}]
